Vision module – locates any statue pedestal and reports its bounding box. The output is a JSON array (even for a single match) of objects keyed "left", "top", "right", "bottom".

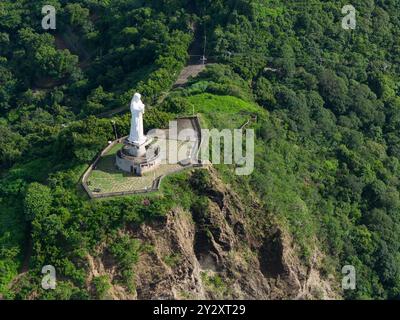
[
  {"left": 127, "top": 144, "right": 146, "bottom": 157},
  {"left": 124, "top": 137, "right": 152, "bottom": 157},
  {"left": 115, "top": 136, "right": 160, "bottom": 176}
]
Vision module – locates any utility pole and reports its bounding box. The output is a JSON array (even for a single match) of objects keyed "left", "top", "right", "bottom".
[
  {"left": 200, "top": 24, "right": 207, "bottom": 65},
  {"left": 203, "top": 33, "right": 208, "bottom": 64},
  {"left": 203, "top": 33, "right": 206, "bottom": 64},
  {"left": 111, "top": 120, "right": 118, "bottom": 140}
]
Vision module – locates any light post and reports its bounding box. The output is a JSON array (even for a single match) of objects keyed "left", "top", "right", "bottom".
[{"left": 111, "top": 120, "right": 118, "bottom": 140}]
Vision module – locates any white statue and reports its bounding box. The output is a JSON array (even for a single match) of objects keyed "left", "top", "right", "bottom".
[{"left": 128, "top": 93, "right": 146, "bottom": 145}]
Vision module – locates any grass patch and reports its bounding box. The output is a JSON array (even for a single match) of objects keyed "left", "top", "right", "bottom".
[
  {"left": 201, "top": 271, "right": 229, "bottom": 297},
  {"left": 163, "top": 253, "right": 182, "bottom": 268},
  {"left": 92, "top": 275, "right": 111, "bottom": 300},
  {"left": 186, "top": 93, "right": 262, "bottom": 129}
]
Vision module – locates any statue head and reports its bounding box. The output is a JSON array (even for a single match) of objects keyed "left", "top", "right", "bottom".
[
  {"left": 133, "top": 93, "right": 141, "bottom": 103},
  {"left": 130, "top": 93, "right": 144, "bottom": 113}
]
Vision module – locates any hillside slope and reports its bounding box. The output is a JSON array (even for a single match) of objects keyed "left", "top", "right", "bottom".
[
  {"left": 1, "top": 0, "right": 400, "bottom": 300},
  {"left": 76, "top": 168, "right": 339, "bottom": 300}
]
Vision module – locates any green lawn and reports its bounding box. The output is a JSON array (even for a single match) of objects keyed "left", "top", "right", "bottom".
[
  {"left": 106, "top": 143, "right": 124, "bottom": 155},
  {"left": 87, "top": 142, "right": 185, "bottom": 194},
  {"left": 186, "top": 94, "right": 263, "bottom": 129}
]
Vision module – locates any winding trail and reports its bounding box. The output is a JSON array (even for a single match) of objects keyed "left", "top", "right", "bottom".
[
  {"left": 97, "top": 59, "right": 207, "bottom": 119},
  {"left": 98, "top": 25, "right": 208, "bottom": 119}
]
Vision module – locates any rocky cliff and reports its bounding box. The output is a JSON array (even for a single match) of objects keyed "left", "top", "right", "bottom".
[{"left": 86, "top": 168, "right": 340, "bottom": 300}]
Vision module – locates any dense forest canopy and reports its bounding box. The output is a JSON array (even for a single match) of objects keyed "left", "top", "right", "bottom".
[{"left": 1, "top": 0, "right": 400, "bottom": 299}]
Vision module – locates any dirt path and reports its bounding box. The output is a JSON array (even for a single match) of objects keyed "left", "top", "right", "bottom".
[{"left": 19, "top": 235, "right": 32, "bottom": 274}]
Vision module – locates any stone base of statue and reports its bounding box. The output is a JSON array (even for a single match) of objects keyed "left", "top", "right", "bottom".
[
  {"left": 116, "top": 137, "right": 161, "bottom": 176},
  {"left": 125, "top": 137, "right": 152, "bottom": 157}
]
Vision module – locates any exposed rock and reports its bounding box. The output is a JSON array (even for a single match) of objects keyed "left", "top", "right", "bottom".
[
  {"left": 86, "top": 168, "right": 340, "bottom": 300},
  {"left": 86, "top": 251, "right": 136, "bottom": 300}
]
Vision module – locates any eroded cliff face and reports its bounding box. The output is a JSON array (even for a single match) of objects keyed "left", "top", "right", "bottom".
[{"left": 87, "top": 168, "right": 340, "bottom": 300}]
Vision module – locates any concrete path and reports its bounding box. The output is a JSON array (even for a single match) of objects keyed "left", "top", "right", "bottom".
[{"left": 174, "top": 63, "right": 206, "bottom": 88}]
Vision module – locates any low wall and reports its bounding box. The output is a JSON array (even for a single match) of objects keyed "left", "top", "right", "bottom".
[{"left": 81, "top": 137, "right": 126, "bottom": 199}]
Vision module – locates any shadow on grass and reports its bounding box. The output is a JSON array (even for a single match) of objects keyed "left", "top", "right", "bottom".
[{"left": 94, "top": 154, "right": 132, "bottom": 178}]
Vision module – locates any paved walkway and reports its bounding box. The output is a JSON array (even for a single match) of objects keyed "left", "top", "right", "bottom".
[{"left": 174, "top": 63, "right": 206, "bottom": 88}]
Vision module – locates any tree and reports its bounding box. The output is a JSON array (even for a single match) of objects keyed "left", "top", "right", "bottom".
[
  {"left": 0, "top": 58, "right": 17, "bottom": 113},
  {"left": 83, "top": 86, "right": 114, "bottom": 115},
  {"left": 273, "top": 42, "right": 296, "bottom": 78},
  {"left": 144, "top": 108, "right": 173, "bottom": 131},
  {"left": 318, "top": 69, "right": 349, "bottom": 114},
  {"left": 23, "top": 183, "right": 52, "bottom": 221},
  {"left": 56, "top": 116, "right": 112, "bottom": 162},
  {"left": 65, "top": 3, "right": 92, "bottom": 33},
  {"left": 254, "top": 77, "right": 276, "bottom": 107},
  {"left": 0, "top": 124, "right": 27, "bottom": 168}
]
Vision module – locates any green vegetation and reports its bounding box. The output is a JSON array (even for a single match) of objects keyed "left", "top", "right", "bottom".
[
  {"left": 163, "top": 253, "right": 182, "bottom": 268},
  {"left": 201, "top": 271, "right": 229, "bottom": 297},
  {"left": 86, "top": 140, "right": 183, "bottom": 194},
  {"left": 92, "top": 275, "right": 111, "bottom": 300},
  {"left": 1, "top": 0, "right": 400, "bottom": 300},
  {"left": 0, "top": 202, "right": 25, "bottom": 298},
  {"left": 108, "top": 234, "right": 141, "bottom": 292},
  {"left": 24, "top": 183, "right": 53, "bottom": 221},
  {"left": 186, "top": 93, "right": 260, "bottom": 129}
]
